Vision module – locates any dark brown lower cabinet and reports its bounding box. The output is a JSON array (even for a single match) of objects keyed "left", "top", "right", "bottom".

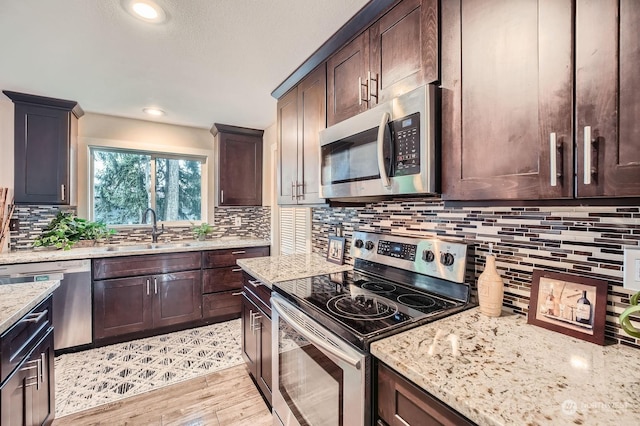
[
  {"left": 1, "top": 322, "right": 55, "bottom": 426},
  {"left": 94, "top": 271, "right": 201, "bottom": 341},
  {"left": 241, "top": 274, "right": 272, "bottom": 407},
  {"left": 377, "top": 362, "right": 474, "bottom": 426}
]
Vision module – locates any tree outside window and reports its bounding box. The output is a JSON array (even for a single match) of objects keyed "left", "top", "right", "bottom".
[{"left": 92, "top": 148, "right": 203, "bottom": 225}]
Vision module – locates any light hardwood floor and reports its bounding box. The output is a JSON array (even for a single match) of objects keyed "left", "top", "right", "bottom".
[{"left": 52, "top": 365, "right": 272, "bottom": 425}]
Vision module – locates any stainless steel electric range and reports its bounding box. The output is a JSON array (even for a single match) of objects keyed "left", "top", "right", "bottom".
[{"left": 271, "top": 231, "right": 471, "bottom": 426}]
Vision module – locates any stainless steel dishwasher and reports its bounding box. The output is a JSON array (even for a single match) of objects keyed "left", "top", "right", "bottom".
[{"left": 0, "top": 259, "right": 92, "bottom": 351}]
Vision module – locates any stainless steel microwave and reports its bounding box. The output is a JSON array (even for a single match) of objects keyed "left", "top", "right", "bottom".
[{"left": 319, "top": 84, "right": 436, "bottom": 199}]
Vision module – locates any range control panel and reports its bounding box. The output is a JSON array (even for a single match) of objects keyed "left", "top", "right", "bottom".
[
  {"left": 377, "top": 240, "right": 417, "bottom": 261},
  {"left": 351, "top": 231, "right": 468, "bottom": 284}
]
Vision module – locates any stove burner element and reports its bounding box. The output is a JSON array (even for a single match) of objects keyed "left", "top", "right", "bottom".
[
  {"left": 397, "top": 294, "right": 437, "bottom": 309},
  {"left": 361, "top": 282, "right": 397, "bottom": 293},
  {"left": 327, "top": 295, "right": 398, "bottom": 321}
]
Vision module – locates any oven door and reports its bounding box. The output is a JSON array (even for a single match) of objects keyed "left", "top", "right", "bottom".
[{"left": 271, "top": 294, "right": 370, "bottom": 426}]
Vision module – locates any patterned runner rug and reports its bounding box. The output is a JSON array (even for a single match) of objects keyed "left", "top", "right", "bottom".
[{"left": 55, "top": 319, "right": 244, "bottom": 418}]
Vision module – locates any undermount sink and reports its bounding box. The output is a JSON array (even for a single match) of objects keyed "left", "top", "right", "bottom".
[{"left": 100, "top": 242, "right": 192, "bottom": 252}]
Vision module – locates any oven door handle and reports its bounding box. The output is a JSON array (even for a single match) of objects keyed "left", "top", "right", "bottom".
[
  {"left": 272, "top": 298, "right": 362, "bottom": 370},
  {"left": 377, "top": 111, "right": 391, "bottom": 188}
]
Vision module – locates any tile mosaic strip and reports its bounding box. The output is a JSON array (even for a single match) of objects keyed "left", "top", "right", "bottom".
[
  {"left": 55, "top": 319, "right": 243, "bottom": 418},
  {"left": 312, "top": 199, "right": 640, "bottom": 349},
  {"left": 10, "top": 205, "right": 271, "bottom": 250}
]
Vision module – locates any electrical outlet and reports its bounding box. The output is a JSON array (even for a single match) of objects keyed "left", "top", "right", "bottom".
[
  {"left": 234, "top": 217, "right": 241, "bottom": 226},
  {"left": 623, "top": 247, "right": 640, "bottom": 291},
  {"left": 9, "top": 219, "right": 19, "bottom": 232}
]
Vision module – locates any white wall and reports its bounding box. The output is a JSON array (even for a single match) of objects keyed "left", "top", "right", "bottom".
[{"left": 0, "top": 98, "right": 14, "bottom": 191}]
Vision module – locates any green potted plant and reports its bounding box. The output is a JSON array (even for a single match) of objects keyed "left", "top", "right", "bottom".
[
  {"left": 32, "top": 212, "right": 116, "bottom": 250},
  {"left": 192, "top": 222, "right": 215, "bottom": 241}
]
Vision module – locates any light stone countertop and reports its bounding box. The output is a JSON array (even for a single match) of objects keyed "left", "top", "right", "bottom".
[
  {"left": 236, "top": 253, "right": 352, "bottom": 288},
  {"left": 0, "top": 237, "right": 270, "bottom": 265},
  {"left": 371, "top": 307, "right": 640, "bottom": 426},
  {"left": 0, "top": 281, "right": 60, "bottom": 335}
]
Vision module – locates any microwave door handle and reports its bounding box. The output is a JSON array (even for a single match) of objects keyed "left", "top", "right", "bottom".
[{"left": 377, "top": 112, "right": 391, "bottom": 188}]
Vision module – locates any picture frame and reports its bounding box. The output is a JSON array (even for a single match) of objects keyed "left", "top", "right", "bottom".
[
  {"left": 327, "top": 236, "right": 346, "bottom": 265},
  {"left": 528, "top": 270, "right": 608, "bottom": 345}
]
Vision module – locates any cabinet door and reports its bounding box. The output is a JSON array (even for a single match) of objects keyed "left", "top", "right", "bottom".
[
  {"left": 93, "top": 276, "right": 153, "bottom": 340},
  {"left": 13, "top": 103, "right": 71, "bottom": 204},
  {"left": 256, "top": 312, "right": 272, "bottom": 406},
  {"left": 153, "top": 271, "right": 202, "bottom": 328},
  {"left": 277, "top": 87, "right": 299, "bottom": 204},
  {"left": 327, "top": 32, "right": 369, "bottom": 126},
  {"left": 31, "top": 329, "right": 55, "bottom": 426},
  {"left": 576, "top": 0, "right": 640, "bottom": 197},
  {"left": 241, "top": 297, "right": 258, "bottom": 377},
  {"left": 0, "top": 353, "right": 32, "bottom": 425},
  {"left": 369, "top": 0, "right": 438, "bottom": 105},
  {"left": 219, "top": 132, "right": 263, "bottom": 206},
  {"left": 297, "top": 65, "right": 326, "bottom": 205},
  {"left": 441, "top": 0, "right": 573, "bottom": 200},
  {"left": 377, "top": 362, "right": 474, "bottom": 426},
  {"left": 202, "top": 291, "right": 242, "bottom": 319}
]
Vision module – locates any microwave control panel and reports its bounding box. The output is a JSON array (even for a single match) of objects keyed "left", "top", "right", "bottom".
[{"left": 391, "top": 112, "right": 420, "bottom": 176}]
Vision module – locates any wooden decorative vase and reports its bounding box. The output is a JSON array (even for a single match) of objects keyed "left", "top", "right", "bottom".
[{"left": 478, "top": 255, "right": 504, "bottom": 317}]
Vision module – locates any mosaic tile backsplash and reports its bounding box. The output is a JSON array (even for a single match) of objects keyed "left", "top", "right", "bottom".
[
  {"left": 311, "top": 199, "right": 640, "bottom": 350},
  {"left": 9, "top": 205, "right": 270, "bottom": 250}
]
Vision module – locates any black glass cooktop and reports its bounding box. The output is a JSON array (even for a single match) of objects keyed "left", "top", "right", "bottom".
[{"left": 273, "top": 267, "right": 468, "bottom": 350}]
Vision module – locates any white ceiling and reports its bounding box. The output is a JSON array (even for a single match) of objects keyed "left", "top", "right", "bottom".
[{"left": 0, "top": 0, "right": 369, "bottom": 130}]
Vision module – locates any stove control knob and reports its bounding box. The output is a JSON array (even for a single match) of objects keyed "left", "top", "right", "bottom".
[
  {"left": 354, "top": 239, "right": 364, "bottom": 249},
  {"left": 364, "top": 241, "right": 375, "bottom": 250},
  {"left": 440, "top": 252, "right": 455, "bottom": 266},
  {"left": 422, "top": 250, "right": 435, "bottom": 262}
]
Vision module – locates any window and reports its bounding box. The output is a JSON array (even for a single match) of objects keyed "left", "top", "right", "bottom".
[{"left": 91, "top": 148, "right": 204, "bottom": 225}]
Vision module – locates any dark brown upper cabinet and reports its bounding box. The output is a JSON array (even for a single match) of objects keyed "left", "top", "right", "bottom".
[
  {"left": 442, "top": 0, "right": 640, "bottom": 201},
  {"left": 277, "top": 65, "right": 326, "bottom": 205},
  {"left": 211, "top": 124, "right": 263, "bottom": 206},
  {"left": 327, "top": 0, "right": 439, "bottom": 126},
  {"left": 575, "top": 0, "right": 640, "bottom": 198},
  {"left": 3, "top": 91, "right": 83, "bottom": 205},
  {"left": 441, "top": 0, "right": 574, "bottom": 201}
]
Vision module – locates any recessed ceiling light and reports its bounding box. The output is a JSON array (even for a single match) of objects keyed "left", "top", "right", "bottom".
[
  {"left": 125, "top": 0, "right": 166, "bottom": 23},
  {"left": 143, "top": 107, "right": 165, "bottom": 117}
]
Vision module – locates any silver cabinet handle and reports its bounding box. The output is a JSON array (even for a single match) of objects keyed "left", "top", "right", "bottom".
[
  {"left": 368, "top": 71, "right": 378, "bottom": 102},
  {"left": 291, "top": 181, "right": 296, "bottom": 200},
  {"left": 22, "top": 310, "right": 47, "bottom": 324},
  {"left": 21, "top": 359, "right": 41, "bottom": 389},
  {"left": 220, "top": 189, "right": 224, "bottom": 204},
  {"left": 154, "top": 277, "right": 158, "bottom": 295},
  {"left": 231, "top": 250, "right": 246, "bottom": 255},
  {"left": 358, "top": 77, "right": 363, "bottom": 105},
  {"left": 232, "top": 291, "right": 245, "bottom": 296},
  {"left": 296, "top": 182, "right": 304, "bottom": 199},
  {"left": 249, "top": 309, "right": 255, "bottom": 330},
  {"left": 40, "top": 352, "right": 46, "bottom": 384},
  {"left": 61, "top": 184, "right": 65, "bottom": 201},
  {"left": 550, "top": 132, "right": 559, "bottom": 187},
  {"left": 146, "top": 278, "right": 150, "bottom": 296},
  {"left": 377, "top": 111, "right": 391, "bottom": 188},
  {"left": 247, "top": 279, "right": 262, "bottom": 288},
  {"left": 584, "top": 126, "right": 593, "bottom": 184},
  {"left": 253, "top": 313, "right": 262, "bottom": 332},
  {"left": 231, "top": 268, "right": 242, "bottom": 272}
]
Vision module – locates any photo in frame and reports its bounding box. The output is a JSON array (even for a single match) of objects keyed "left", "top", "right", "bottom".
[
  {"left": 528, "top": 270, "right": 607, "bottom": 345},
  {"left": 327, "top": 236, "right": 346, "bottom": 265}
]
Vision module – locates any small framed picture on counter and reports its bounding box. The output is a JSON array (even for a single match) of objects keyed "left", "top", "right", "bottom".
[
  {"left": 327, "top": 236, "right": 346, "bottom": 265},
  {"left": 528, "top": 270, "right": 607, "bottom": 345}
]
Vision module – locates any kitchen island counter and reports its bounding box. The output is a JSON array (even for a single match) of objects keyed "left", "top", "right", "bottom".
[
  {"left": 0, "top": 237, "right": 270, "bottom": 265},
  {"left": 371, "top": 307, "right": 640, "bottom": 426},
  {"left": 237, "top": 252, "right": 351, "bottom": 288},
  {"left": 0, "top": 281, "right": 60, "bottom": 334}
]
